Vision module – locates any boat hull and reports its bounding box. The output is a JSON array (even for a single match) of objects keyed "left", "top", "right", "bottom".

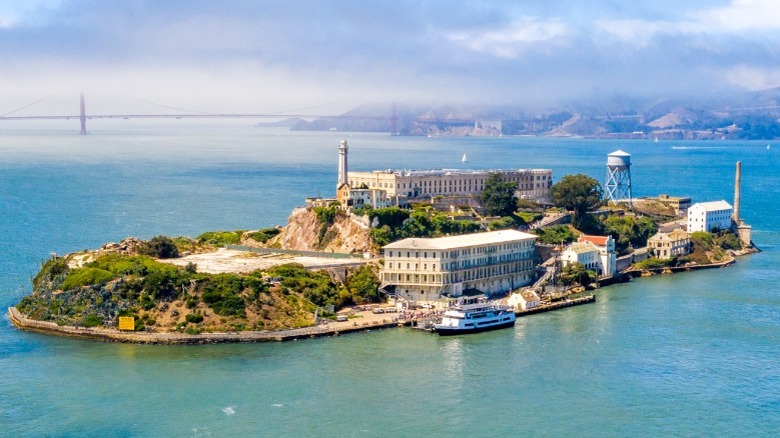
[{"left": 434, "top": 319, "right": 515, "bottom": 336}]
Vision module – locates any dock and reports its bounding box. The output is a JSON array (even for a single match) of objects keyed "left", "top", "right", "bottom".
[{"left": 516, "top": 294, "right": 596, "bottom": 317}]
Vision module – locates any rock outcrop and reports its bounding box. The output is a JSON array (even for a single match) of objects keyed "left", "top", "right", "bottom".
[{"left": 267, "top": 208, "right": 373, "bottom": 254}]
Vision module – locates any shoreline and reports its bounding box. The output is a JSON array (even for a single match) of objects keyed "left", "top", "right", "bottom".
[
  {"left": 7, "top": 306, "right": 401, "bottom": 344},
  {"left": 9, "top": 247, "right": 759, "bottom": 345}
]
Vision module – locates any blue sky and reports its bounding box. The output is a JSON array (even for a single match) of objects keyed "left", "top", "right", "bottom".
[{"left": 2, "top": 0, "right": 780, "bottom": 114}]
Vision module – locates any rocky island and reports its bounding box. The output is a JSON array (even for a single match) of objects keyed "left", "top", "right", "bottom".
[{"left": 9, "top": 147, "right": 759, "bottom": 344}]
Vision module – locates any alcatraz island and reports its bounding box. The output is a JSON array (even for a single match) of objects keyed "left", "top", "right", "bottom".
[{"left": 9, "top": 141, "right": 759, "bottom": 343}]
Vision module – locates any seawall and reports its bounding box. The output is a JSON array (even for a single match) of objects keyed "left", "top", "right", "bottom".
[{"left": 7, "top": 307, "right": 399, "bottom": 345}]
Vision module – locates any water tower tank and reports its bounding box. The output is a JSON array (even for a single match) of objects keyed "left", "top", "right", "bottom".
[{"left": 607, "top": 150, "right": 631, "bottom": 168}]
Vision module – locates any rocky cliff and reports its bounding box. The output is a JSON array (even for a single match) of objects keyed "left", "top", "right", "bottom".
[{"left": 265, "top": 207, "right": 373, "bottom": 254}]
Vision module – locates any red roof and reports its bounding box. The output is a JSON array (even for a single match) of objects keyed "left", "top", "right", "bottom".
[{"left": 578, "top": 235, "right": 609, "bottom": 246}]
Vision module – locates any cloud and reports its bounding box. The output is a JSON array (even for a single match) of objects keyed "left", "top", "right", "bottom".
[
  {"left": 724, "top": 65, "right": 780, "bottom": 90},
  {"left": 697, "top": 0, "right": 780, "bottom": 32},
  {"left": 446, "top": 17, "right": 568, "bottom": 58},
  {"left": 597, "top": 0, "right": 780, "bottom": 44},
  {"left": 3, "top": 0, "right": 780, "bottom": 113}
]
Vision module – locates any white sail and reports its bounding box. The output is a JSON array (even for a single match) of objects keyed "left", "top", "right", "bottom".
[{"left": 461, "top": 153, "right": 468, "bottom": 163}]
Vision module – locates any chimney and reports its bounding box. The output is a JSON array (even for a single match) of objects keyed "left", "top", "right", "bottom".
[{"left": 733, "top": 161, "right": 741, "bottom": 224}]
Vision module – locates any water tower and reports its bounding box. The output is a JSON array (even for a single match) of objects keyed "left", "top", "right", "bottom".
[{"left": 605, "top": 150, "right": 632, "bottom": 206}]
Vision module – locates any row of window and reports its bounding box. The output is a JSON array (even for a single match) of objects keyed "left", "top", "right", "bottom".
[
  {"left": 382, "top": 261, "right": 534, "bottom": 284},
  {"left": 385, "top": 241, "right": 534, "bottom": 260},
  {"left": 350, "top": 173, "right": 552, "bottom": 191},
  {"left": 385, "top": 250, "right": 533, "bottom": 272}
]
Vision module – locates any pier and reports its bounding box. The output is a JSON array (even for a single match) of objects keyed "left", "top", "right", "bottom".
[{"left": 516, "top": 295, "right": 596, "bottom": 317}]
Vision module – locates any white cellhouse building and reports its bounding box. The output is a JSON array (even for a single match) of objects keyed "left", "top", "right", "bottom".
[
  {"left": 687, "top": 200, "right": 733, "bottom": 233},
  {"left": 379, "top": 230, "right": 537, "bottom": 304},
  {"left": 348, "top": 168, "right": 553, "bottom": 202}
]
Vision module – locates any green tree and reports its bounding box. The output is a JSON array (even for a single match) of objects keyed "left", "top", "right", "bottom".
[
  {"left": 560, "top": 262, "right": 596, "bottom": 286},
  {"left": 533, "top": 225, "right": 578, "bottom": 245},
  {"left": 602, "top": 215, "right": 658, "bottom": 253},
  {"left": 346, "top": 265, "right": 381, "bottom": 304},
  {"left": 481, "top": 172, "right": 518, "bottom": 217},
  {"left": 550, "top": 174, "right": 603, "bottom": 228}
]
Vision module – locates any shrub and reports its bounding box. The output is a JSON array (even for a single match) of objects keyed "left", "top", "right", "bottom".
[
  {"left": 196, "top": 230, "right": 245, "bottom": 246},
  {"left": 634, "top": 258, "right": 673, "bottom": 270},
  {"left": 138, "top": 293, "right": 155, "bottom": 310},
  {"left": 488, "top": 216, "right": 523, "bottom": 231},
  {"left": 199, "top": 273, "right": 250, "bottom": 317},
  {"left": 139, "top": 236, "right": 180, "bottom": 259},
  {"left": 33, "top": 257, "right": 69, "bottom": 290},
  {"left": 517, "top": 211, "right": 543, "bottom": 224},
  {"left": 313, "top": 206, "right": 338, "bottom": 226},
  {"left": 715, "top": 231, "right": 742, "bottom": 250},
  {"left": 82, "top": 314, "right": 103, "bottom": 328},
  {"left": 185, "top": 313, "right": 204, "bottom": 324},
  {"left": 61, "top": 268, "right": 117, "bottom": 291},
  {"left": 247, "top": 228, "right": 280, "bottom": 243}
]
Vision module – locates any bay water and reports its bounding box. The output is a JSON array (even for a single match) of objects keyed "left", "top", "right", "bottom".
[{"left": 1, "top": 121, "right": 778, "bottom": 436}]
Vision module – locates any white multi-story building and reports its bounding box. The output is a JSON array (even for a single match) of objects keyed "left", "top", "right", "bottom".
[
  {"left": 348, "top": 168, "right": 553, "bottom": 203},
  {"left": 379, "top": 230, "right": 537, "bottom": 304},
  {"left": 576, "top": 235, "right": 617, "bottom": 277},
  {"left": 687, "top": 200, "right": 733, "bottom": 233},
  {"left": 336, "top": 184, "right": 389, "bottom": 209},
  {"left": 561, "top": 241, "right": 602, "bottom": 274}
]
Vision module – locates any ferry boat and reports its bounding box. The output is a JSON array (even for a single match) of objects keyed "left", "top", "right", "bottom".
[{"left": 433, "top": 302, "right": 515, "bottom": 336}]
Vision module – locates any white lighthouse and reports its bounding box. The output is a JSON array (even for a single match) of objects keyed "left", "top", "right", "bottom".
[
  {"left": 337, "top": 139, "right": 349, "bottom": 188},
  {"left": 605, "top": 150, "right": 633, "bottom": 206}
]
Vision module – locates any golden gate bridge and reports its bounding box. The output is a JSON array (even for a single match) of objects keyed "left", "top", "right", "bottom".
[{"left": 0, "top": 93, "right": 480, "bottom": 136}]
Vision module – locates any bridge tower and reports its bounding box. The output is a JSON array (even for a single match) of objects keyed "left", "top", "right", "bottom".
[
  {"left": 337, "top": 139, "right": 349, "bottom": 189},
  {"left": 605, "top": 149, "right": 632, "bottom": 206},
  {"left": 79, "top": 93, "right": 87, "bottom": 135}
]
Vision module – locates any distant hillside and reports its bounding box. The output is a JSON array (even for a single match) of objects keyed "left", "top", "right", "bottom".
[{"left": 286, "top": 89, "right": 780, "bottom": 139}]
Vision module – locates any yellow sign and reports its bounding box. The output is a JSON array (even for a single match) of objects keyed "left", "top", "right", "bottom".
[{"left": 118, "top": 316, "right": 135, "bottom": 331}]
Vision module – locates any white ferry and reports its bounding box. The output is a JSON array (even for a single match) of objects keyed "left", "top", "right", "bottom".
[{"left": 433, "top": 302, "right": 516, "bottom": 336}]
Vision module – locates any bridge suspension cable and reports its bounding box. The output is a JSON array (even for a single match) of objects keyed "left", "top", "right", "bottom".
[
  {"left": 1, "top": 95, "right": 52, "bottom": 117},
  {"left": 122, "top": 95, "right": 215, "bottom": 115}
]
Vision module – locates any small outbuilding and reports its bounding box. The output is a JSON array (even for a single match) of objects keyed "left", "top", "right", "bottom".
[{"left": 508, "top": 290, "right": 541, "bottom": 311}]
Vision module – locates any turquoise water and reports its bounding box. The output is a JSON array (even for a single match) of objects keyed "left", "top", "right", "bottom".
[{"left": 1, "top": 121, "right": 778, "bottom": 436}]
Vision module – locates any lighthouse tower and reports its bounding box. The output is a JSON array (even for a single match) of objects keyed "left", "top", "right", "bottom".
[
  {"left": 337, "top": 140, "right": 349, "bottom": 188},
  {"left": 605, "top": 150, "right": 632, "bottom": 206}
]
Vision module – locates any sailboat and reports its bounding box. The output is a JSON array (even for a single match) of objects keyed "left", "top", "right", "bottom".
[{"left": 461, "top": 153, "right": 468, "bottom": 163}]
